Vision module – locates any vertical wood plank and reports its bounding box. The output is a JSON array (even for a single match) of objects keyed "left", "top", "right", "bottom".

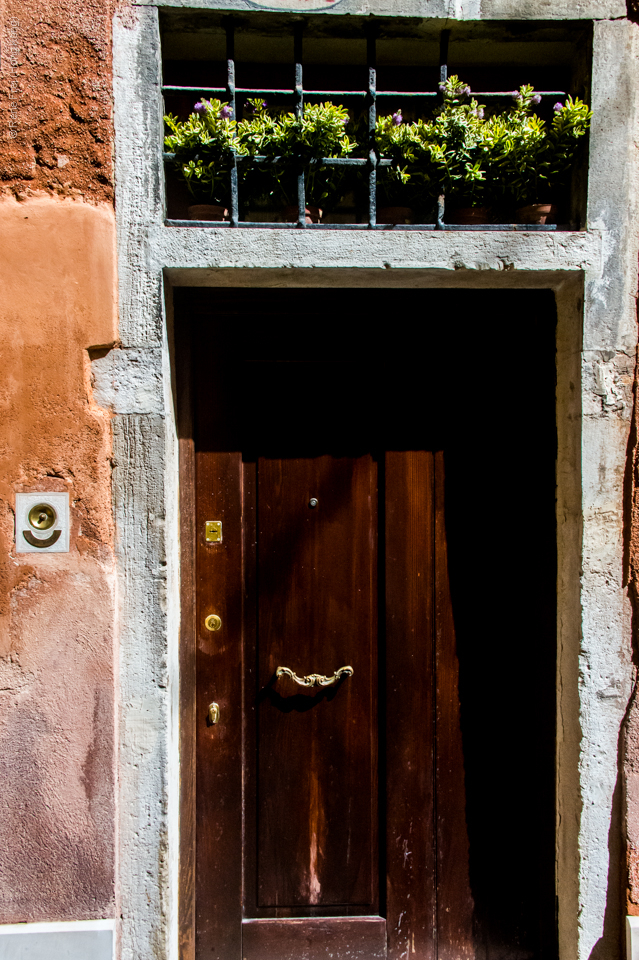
[
  {"left": 195, "top": 450, "right": 244, "bottom": 960},
  {"left": 242, "top": 459, "right": 258, "bottom": 922},
  {"left": 179, "top": 434, "right": 197, "bottom": 960},
  {"left": 177, "top": 310, "right": 196, "bottom": 960},
  {"left": 385, "top": 451, "right": 436, "bottom": 960},
  {"left": 255, "top": 455, "right": 378, "bottom": 911},
  {"left": 434, "top": 451, "right": 474, "bottom": 960}
]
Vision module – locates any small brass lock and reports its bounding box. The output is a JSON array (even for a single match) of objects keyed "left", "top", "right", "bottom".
[
  {"left": 208, "top": 702, "right": 220, "bottom": 725},
  {"left": 205, "top": 614, "right": 222, "bottom": 632},
  {"left": 205, "top": 521, "right": 222, "bottom": 543},
  {"left": 28, "top": 504, "right": 56, "bottom": 530}
]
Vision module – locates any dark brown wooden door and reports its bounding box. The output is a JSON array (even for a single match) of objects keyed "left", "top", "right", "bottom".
[
  {"left": 182, "top": 288, "right": 557, "bottom": 960},
  {"left": 192, "top": 371, "right": 472, "bottom": 959}
]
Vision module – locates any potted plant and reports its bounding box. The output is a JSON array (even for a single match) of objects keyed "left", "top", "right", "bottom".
[
  {"left": 237, "top": 99, "right": 356, "bottom": 222},
  {"left": 164, "top": 98, "right": 243, "bottom": 220},
  {"left": 495, "top": 85, "right": 592, "bottom": 223},
  {"left": 424, "top": 76, "right": 495, "bottom": 223},
  {"left": 374, "top": 110, "right": 423, "bottom": 223},
  {"left": 375, "top": 78, "right": 495, "bottom": 224}
]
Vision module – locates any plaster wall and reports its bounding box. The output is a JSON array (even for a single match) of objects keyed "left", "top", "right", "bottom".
[
  {"left": 0, "top": 196, "right": 119, "bottom": 922},
  {"left": 0, "top": 0, "right": 122, "bottom": 927}
]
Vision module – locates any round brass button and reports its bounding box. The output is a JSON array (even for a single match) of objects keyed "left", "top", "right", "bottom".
[
  {"left": 28, "top": 503, "right": 56, "bottom": 530},
  {"left": 205, "top": 614, "right": 222, "bottom": 632}
]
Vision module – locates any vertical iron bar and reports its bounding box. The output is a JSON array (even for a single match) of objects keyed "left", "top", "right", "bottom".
[
  {"left": 437, "top": 29, "right": 450, "bottom": 228},
  {"left": 439, "top": 29, "right": 450, "bottom": 94},
  {"left": 367, "top": 30, "right": 377, "bottom": 228},
  {"left": 226, "top": 20, "right": 239, "bottom": 227},
  {"left": 294, "top": 23, "right": 305, "bottom": 228}
]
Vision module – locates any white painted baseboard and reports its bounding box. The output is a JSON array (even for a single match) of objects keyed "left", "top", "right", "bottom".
[{"left": 0, "top": 919, "right": 114, "bottom": 960}]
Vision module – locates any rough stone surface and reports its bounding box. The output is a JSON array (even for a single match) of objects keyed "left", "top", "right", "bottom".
[
  {"left": 92, "top": 347, "right": 164, "bottom": 415},
  {"left": 0, "top": 0, "right": 125, "bottom": 202},
  {"left": 153, "top": 225, "right": 602, "bottom": 275},
  {"left": 576, "top": 18, "right": 639, "bottom": 960},
  {"left": 113, "top": 10, "right": 178, "bottom": 960},
  {"left": 0, "top": 196, "right": 118, "bottom": 922},
  {"left": 133, "top": 0, "right": 626, "bottom": 18}
]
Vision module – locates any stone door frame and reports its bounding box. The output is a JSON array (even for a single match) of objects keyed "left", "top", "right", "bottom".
[{"left": 111, "top": 6, "right": 639, "bottom": 959}]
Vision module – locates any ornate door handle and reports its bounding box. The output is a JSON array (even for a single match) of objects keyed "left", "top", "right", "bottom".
[{"left": 275, "top": 665, "right": 354, "bottom": 688}]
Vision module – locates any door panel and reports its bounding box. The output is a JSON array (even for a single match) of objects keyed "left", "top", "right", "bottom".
[
  {"left": 242, "top": 917, "right": 387, "bottom": 960},
  {"left": 195, "top": 451, "right": 244, "bottom": 959},
  {"left": 434, "top": 453, "right": 474, "bottom": 960},
  {"left": 256, "top": 455, "right": 378, "bottom": 910},
  {"left": 385, "top": 451, "right": 437, "bottom": 960}
]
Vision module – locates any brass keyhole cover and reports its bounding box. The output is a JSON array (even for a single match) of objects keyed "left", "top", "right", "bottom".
[
  {"left": 28, "top": 503, "right": 57, "bottom": 530},
  {"left": 205, "top": 614, "right": 222, "bottom": 632}
]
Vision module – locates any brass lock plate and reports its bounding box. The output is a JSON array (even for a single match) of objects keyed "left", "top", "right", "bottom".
[
  {"left": 205, "top": 614, "right": 222, "bottom": 632},
  {"left": 205, "top": 521, "right": 222, "bottom": 543}
]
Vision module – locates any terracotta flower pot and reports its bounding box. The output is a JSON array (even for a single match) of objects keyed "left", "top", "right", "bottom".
[
  {"left": 282, "top": 205, "right": 323, "bottom": 224},
  {"left": 448, "top": 206, "right": 492, "bottom": 225},
  {"left": 187, "top": 204, "right": 228, "bottom": 221},
  {"left": 515, "top": 203, "right": 558, "bottom": 225},
  {"left": 377, "top": 206, "right": 414, "bottom": 225}
]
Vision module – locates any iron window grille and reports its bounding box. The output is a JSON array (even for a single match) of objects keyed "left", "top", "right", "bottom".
[{"left": 162, "top": 22, "right": 569, "bottom": 231}]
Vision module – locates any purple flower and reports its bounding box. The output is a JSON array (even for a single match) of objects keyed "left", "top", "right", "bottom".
[
  {"left": 193, "top": 101, "right": 207, "bottom": 114},
  {"left": 463, "top": 85, "right": 471, "bottom": 96},
  {"left": 553, "top": 101, "right": 564, "bottom": 113},
  {"left": 477, "top": 107, "right": 485, "bottom": 119},
  {"left": 438, "top": 83, "right": 447, "bottom": 93},
  {"left": 532, "top": 93, "right": 542, "bottom": 105},
  {"left": 392, "top": 111, "right": 403, "bottom": 126},
  {"left": 511, "top": 90, "right": 522, "bottom": 100},
  {"left": 262, "top": 100, "right": 268, "bottom": 108},
  {"left": 219, "top": 104, "right": 233, "bottom": 119}
]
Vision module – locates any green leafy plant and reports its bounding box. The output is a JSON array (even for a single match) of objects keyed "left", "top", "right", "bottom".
[
  {"left": 163, "top": 80, "right": 591, "bottom": 221},
  {"left": 375, "top": 78, "right": 495, "bottom": 212},
  {"left": 374, "top": 77, "right": 591, "bottom": 214},
  {"left": 494, "top": 86, "right": 592, "bottom": 206},
  {"left": 164, "top": 98, "right": 244, "bottom": 206},
  {"left": 237, "top": 99, "right": 356, "bottom": 211}
]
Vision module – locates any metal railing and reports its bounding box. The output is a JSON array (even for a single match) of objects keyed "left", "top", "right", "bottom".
[{"left": 162, "top": 23, "right": 567, "bottom": 230}]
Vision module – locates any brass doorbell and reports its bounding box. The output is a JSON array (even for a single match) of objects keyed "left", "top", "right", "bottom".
[{"left": 15, "top": 493, "right": 70, "bottom": 553}]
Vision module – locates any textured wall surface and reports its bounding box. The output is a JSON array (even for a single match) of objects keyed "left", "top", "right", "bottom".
[
  {"left": 0, "top": 0, "right": 121, "bottom": 924},
  {"left": 0, "top": 0, "right": 118, "bottom": 201},
  {"left": 0, "top": 196, "right": 118, "bottom": 921}
]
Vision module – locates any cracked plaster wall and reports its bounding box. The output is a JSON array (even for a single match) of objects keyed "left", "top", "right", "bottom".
[{"left": 0, "top": 195, "right": 119, "bottom": 922}]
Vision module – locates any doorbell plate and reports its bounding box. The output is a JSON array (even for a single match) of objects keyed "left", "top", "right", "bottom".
[{"left": 15, "top": 492, "right": 70, "bottom": 553}]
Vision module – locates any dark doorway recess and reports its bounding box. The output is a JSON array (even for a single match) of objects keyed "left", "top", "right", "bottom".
[{"left": 176, "top": 286, "right": 558, "bottom": 960}]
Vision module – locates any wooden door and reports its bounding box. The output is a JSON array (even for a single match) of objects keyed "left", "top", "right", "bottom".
[
  {"left": 187, "top": 320, "right": 473, "bottom": 960},
  {"left": 179, "top": 288, "right": 557, "bottom": 960}
]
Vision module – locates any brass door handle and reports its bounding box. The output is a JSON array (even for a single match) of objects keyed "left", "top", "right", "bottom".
[{"left": 275, "top": 665, "right": 354, "bottom": 688}]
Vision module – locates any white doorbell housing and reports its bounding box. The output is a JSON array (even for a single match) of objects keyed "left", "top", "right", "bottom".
[{"left": 15, "top": 493, "right": 70, "bottom": 553}]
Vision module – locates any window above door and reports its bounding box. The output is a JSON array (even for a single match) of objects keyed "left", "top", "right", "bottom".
[{"left": 161, "top": 12, "right": 592, "bottom": 230}]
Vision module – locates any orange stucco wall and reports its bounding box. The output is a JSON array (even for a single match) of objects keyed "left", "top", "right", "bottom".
[
  {"left": 0, "top": 0, "right": 120, "bottom": 921},
  {"left": 0, "top": 196, "right": 118, "bottom": 921}
]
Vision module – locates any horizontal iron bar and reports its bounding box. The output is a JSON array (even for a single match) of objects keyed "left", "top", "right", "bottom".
[
  {"left": 162, "top": 153, "right": 390, "bottom": 166},
  {"left": 162, "top": 85, "right": 567, "bottom": 98},
  {"left": 164, "top": 218, "right": 562, "bottom": 231}
]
